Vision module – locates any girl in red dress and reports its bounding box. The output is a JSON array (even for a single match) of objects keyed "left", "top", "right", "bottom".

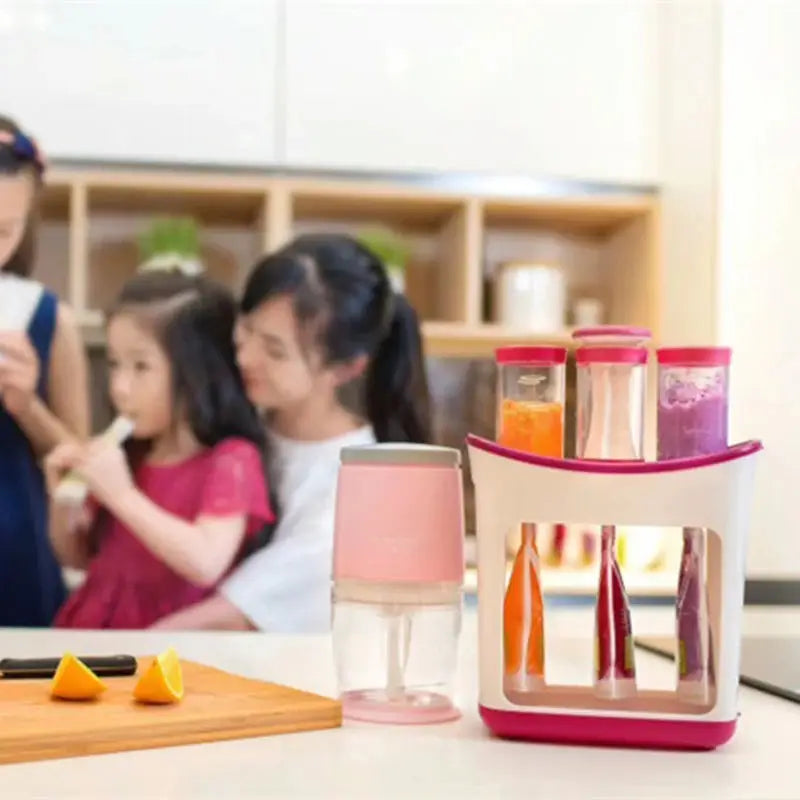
[{"left": 45, "top": 271, "right": 273, "bottom": 628}]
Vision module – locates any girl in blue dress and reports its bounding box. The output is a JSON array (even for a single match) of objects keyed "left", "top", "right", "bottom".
[{"left": 0, "top": 116, "right": 89, "bottom": 625}]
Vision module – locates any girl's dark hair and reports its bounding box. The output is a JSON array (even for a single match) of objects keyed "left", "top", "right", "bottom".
[
  {"left": 0, "top": 115, "right": 43, "bottom": 277},
  {"left": 95, "top": 271, "right": 276, "bottom": 553},
  {"left": 241, "top": 233, "right": 432, "bottom": 443},
  {"left": 113, "top": 271, "right": 266, "bottom": 450}
]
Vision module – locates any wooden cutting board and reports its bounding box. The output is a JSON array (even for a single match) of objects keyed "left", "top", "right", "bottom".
[{"left": 0, "top": 659, "right": 342, "bottom": 765}]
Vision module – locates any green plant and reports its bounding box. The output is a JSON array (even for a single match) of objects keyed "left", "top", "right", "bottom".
[
  {"left": 138, "top": 217, "right": 200, "bottom": 262},
  {"left": 356, "top": 227, "right": 411, "bottom": 273}
]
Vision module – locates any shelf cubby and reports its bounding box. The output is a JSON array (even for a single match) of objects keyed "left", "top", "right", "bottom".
[
  {"left": 81, "top": 175, "right": 269, "bottom": 314},
  {"left": 37, "top": 166, "right": 660, "bottom": 362},
  {"left": 481, "top": 195, "right": 659, "bottom": 339},
  {"left": 288, "top": 180, "right": 481, "bottom": 328}
]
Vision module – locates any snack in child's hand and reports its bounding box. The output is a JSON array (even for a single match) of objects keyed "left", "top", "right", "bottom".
[
  {"left": 54, "top": 416, "right": 135, "bottom": 506},
  {"left": 50, "top": 653, "right": 107, "bottom": 701},
  {"left": 133, "top": 648, "right": 184, "bottom": 705}
]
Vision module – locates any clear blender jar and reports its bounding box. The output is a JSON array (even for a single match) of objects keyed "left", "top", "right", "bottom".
[
  {"left": 332, "top": 444, "right": 464, "bottom": 724},
  {"left": 576, "top": 346, "right": 648, "bottom": 461},
  {"left": 495, "top": 346, "right": 567, "bottom": 457},
  {"left": 656, "top": 347, "right": 731, "bottom": 460}
]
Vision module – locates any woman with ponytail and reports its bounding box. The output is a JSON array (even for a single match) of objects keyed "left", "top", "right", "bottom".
[{"left": 154, "top": 233, "right": 431, "bottom": 631}]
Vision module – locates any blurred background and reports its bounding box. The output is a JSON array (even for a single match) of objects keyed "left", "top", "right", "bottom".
[{"left": 0, "top": 0, "right": 795, "bottom": 597}]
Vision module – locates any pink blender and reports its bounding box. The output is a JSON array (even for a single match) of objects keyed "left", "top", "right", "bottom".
[
  {"left": 657, "top": 347, "right": 731, "bottom": 704},
  {"left": 332, "top": 444, "right": 464, "bottom": 724},
  {"left": 576, "top": 345, "right": 648, "bottom": 700}
]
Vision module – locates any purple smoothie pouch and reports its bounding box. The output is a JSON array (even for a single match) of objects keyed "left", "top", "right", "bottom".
[{"left": 656, "top": 347, "right": 729, "bottom": 702}]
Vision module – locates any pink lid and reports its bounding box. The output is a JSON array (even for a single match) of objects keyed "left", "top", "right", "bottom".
[
  {"left": 657, "top": 347, "right": 732, "bottom": 367},
  {"left": 333, "top": 445, "right": 464, "bottom": 584},
  {"left": 495, "top": 346, "right": 567, "bottom": 365},
  {"left": 576, "top": 346, "right": 648, "bottom": 365},
  {"left": 572, "top": 326, "right": 651, "bottom": 344}
]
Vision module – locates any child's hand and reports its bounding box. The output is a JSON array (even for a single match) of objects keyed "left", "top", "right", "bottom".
[
  {"left": 0, "top": 331, "right": 40, "bottom": 416},
  {"left": 74, "top": 437, "right": 136, "bottom": 510},
  {"left": 45, "top": 437, "right": 135, "bottom": 510},
  {"left": 44, "top": 441, "right": 85, "bottom": 496}
]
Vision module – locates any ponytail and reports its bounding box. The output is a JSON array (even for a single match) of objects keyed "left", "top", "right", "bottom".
[
  {"left": 365, "top": 294, "right": 432, "bottom": 443},
  {"left": 241, "top": 234, "right": 433, "bottom": 444}
]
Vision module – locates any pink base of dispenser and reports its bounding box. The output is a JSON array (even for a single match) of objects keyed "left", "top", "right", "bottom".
[{"left": 479, "top": 705, "right": 737, "bottom": 750}]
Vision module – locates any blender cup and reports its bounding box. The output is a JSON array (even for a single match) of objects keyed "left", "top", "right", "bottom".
[
  {"left": 656, "top": 347, "right": 731, "bottom": 460},
  {"left": 576, "top": 346, "right": 648, "bottom": 461},
  {"left": 495, "top": 346, "right": 566, "bottom": 457},
  {"left": 332, "top": 444, "right": 464, "bottom": 724}
]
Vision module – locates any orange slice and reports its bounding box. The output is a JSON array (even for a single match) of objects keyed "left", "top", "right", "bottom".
[
  {"left": 133, "top": 648, "right": 184, "bottom": 705},
  {"left": 50, "top": 653, "right": 107, "bottom": 701}
]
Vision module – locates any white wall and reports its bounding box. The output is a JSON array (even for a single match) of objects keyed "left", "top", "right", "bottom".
[
  {"left": 657, "top": 0, "right": 720, "bottom": 346},
  {"left": 284, "top": 0, "right": 660, "bottom": 183},
  {"left": 716, "top": 1, "right": 800, "bottom": 577},
  {"left": 0, "top": 0, "right": 660, "bottom": 184},
  {"left": 0, "top": 0, "right": 278, "bottom": 164}
]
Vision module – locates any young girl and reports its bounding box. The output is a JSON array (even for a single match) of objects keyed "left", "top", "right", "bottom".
[
  {"left": 154, "top": 233, "right": 431, "bottom": 632},
  {"left": 0, "top": 116, "right": 89, "bottom": 626},
  {"left": 45, "top": 271, "right": 273, "bottom": 628}
]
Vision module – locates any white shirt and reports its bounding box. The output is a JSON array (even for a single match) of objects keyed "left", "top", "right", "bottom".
[{"left": 221, "top": 425, "right": 376, "bottom": 632}]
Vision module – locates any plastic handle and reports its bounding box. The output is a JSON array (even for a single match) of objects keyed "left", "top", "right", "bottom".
[{"left": 0, "top": 654, "right": 138, "bottom": 679}]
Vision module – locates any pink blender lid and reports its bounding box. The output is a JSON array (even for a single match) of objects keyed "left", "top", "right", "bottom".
[
  {"left": 572, "top": 325, "right": 651, "bottom": 346},
  {"left": 495, "top": 345, "right": 568, "bottom": 365},
  {"left": 656, "top": 346, "right": 732, "bottom": 367},
  {"left": 576, "top": 346, "right": 648, "bottom": 365}
]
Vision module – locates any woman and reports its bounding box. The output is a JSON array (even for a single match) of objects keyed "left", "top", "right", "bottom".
[
  {"left": 0, "top": 116, "right": 89, "bottom": 625},
  {"left": 154, "top": 233, "right": 431, "bottom": 631}
]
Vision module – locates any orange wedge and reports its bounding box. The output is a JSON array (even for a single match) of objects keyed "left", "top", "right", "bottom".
[
  {"left": 50, "top": 653, "right": 107, "bottom": 701},
  {"left": 133, "top": 648, "right": 184, "bottom": 705}
]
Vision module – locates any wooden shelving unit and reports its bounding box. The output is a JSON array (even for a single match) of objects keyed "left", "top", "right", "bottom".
[
  {"left": 35, "top": 166, "right": 660, "bottom": 359},
  {"left": 36, "top": 165, "right": 670, "bottom": 595}
]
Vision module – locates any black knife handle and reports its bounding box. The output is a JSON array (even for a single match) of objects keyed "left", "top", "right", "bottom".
[{"left": 0, "top": 654, "right": 138, "bottom": 679}]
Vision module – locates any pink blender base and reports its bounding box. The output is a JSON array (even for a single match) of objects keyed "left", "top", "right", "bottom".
[
  {"left": 479, "top": 706, "right": 737, "bottom": 750},
  {"left": 343, "top": 691, "right": 461, "bottom": 725}
]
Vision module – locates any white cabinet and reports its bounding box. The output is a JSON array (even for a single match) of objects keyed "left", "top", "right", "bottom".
[
  {"left": 0, "top": 0, "right": 660, "bottom": 182},
  {"left": 0, "top": 0, "right": 278, "bottom": 165},
  {"left": 284, "top": 0, "right": 660, "bottom": 184}
]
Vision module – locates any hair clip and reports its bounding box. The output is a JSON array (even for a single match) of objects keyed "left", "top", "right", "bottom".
[
  {"left": 0, "top": 129, "right": 46, "bottom": 174},
  {"left": 15, "top": 131, "right": 46, "bottom": 174}
]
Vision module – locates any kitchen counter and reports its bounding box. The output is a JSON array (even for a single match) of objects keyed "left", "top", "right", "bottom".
[{"left": 1, "top": 607, "right": 798, "bottom": 799}]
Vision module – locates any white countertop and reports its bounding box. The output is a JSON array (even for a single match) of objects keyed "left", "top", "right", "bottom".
[{"left": 1, "top": 607, "right": 799, "bottom": 799}]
